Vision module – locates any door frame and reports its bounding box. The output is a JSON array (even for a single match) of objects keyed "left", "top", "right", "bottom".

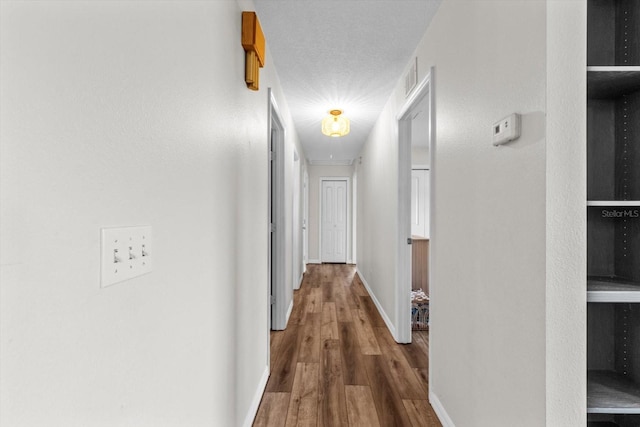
[
  {"left": 318, "top": 177, "right": 351, "bottom": 263},
  {"left": 292, "top": 150, "right": 302, "bottom": 290},
  {"left": 351, "top": 170, "right": 357, "bottom": 265},
  {"left": 268, "top": 89, "right": 287, "bottom": 333},
  {"left": 303, "top": 170, "right": 309, "bottom": 272},
  {"left": 395, "top": 69, "right": 435, "bottom": 344}
]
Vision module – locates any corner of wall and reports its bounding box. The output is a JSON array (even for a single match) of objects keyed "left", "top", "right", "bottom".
[
  {"left": 355, "top": 268, "right": 397, "bottom": 340},
  {"left": 241, "top": 366, "right": 270, "bottom": 427},
  {"left": 429, "top": 391, "right": 456, "bottom": 427}
]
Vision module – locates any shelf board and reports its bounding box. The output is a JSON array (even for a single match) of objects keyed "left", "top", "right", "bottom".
[
  {"left": 587, "top": 66, "right": 640, "bottom": 72},
  {"left": 587, "top": 67, "right": 640, "bottom": 98},
  {"left": 588, "top": 370, "right": 640, "bottom": 414},
  {"left": 588, "top": 201, "right": 640, "bottom": 207},
  {"left": 588, "top": 278, "right": 640, "bottom": 302}
]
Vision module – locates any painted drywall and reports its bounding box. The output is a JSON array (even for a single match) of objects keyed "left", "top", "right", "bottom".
[
  {"left": 307, "top": 165, "right": 354, "bottom": 263},
  {"left": 545, "top": 1, "right": 587, "bottom": 425},
  {"left": 0, "top": 1, "right": 304, "bottom": 426},
  {"left": 357, "top": 0, "right": 586, "bottom": 425},
  {"left": 420, "top": 4, "right": 546, "bottom": 424},
  {"left": 412, "top": 147, "right": 430, "bottom": 167},
  {"left": 356, "top": 101, "right": 401, "bottom": 328}
]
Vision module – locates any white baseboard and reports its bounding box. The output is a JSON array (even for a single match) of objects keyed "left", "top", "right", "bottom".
[
  {"left": 307, "top": 259, "right": 321, "bottom": 264},
  {"left": 355, "top": 268, "right": 397, "bottom": 339},
  {"left": 242, "top": 366, "right": 270, "bottom": 427},
  {"left": 285, "top": 299, "right": 294, "bottom": 326},
  {"left": 429, "top": 391, "right": 455, "bottom": 427},
  {"left": 295, "top": 272, "right": 304, "bottom": 290}
]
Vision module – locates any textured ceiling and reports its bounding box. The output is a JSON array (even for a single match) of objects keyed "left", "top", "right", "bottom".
[{"left": 253, "top": 0, "right": 441, "bottom": 164}]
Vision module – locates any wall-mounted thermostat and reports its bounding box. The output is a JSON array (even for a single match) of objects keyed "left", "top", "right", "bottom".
[{"left": 492, "top": 113, "right": 521, "bottom": 146}]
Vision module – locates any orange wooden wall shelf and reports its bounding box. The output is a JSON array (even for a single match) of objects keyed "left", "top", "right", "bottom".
[{"left": 242, "top": 11, "right": 265, "bottom": 90}]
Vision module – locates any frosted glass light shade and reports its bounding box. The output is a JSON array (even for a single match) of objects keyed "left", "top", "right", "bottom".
[{"left": 321, "top": 110, "right": 350, "bottom": 137}]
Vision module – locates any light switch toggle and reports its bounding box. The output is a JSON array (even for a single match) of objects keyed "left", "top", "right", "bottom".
[{"left": 101, "top": 226, "right": 153, "bottom": 288}]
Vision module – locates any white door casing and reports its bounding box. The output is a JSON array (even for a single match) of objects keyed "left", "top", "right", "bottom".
[
  {"left": 268, "top": 89, "right": 287, "bottom": 332},
  {"left": 320, "top": 179, "right": 348, "bottom": 263},
  {"left": 396, "top": 70, "right": 434, "bottom": 344},
  {"left": 351, "top": 170, "right": 357, "bottom": 265},
  {"left": 303, "top": 170, "right": 309, "bottom": 272},
  {"left": 293, "top": 151, "right": 301, "bottom": 289}
]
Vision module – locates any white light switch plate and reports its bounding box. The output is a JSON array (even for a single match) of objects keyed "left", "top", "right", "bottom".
[{"left": 101, "top": 226, "right": 152, "bottom": 288}]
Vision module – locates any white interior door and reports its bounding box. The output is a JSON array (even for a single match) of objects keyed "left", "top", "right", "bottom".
[
  {"left": 411, "top": 169, "right": 430, "bottom": 238},
  {"left": 303, "top": 171, "right": 309, "bottom": 271},
  {"left": 321, "top": 180, "right": 347, "bottom": 263},
  {"left": 293, "top": 151, "right": 301, "bottom": 288}
]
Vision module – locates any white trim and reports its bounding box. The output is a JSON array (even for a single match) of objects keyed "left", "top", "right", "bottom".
[
  {"left": 293, "top": 151, "right": 299, "bottom": 290},
  {"left": 429, "top": 391, "right": 455, "bottom": 427},
  {"left": 397, "top": 74, "right": 432, "bottom": 121},
  {"left": 308, "top": 259, "right": 321, "bottom": 264},
  {"left": 352, "top": 170, "right": 357, "bottom": 265},
  {"left": 293, "top": 150, "right": 301, "bottom": 291},
  {"left": 285, "top": 299, "right": 294, "bottom": 326},
  {"left": 427, "top": 67, "right": 436, "bottom": 396},
  {"left": 268, "top": 89, "right": 287, "bottom": 331},
  {"left": 318, "top": 177, "right": 351, "bottom": 264},
  {"left": 242, "top": 366, "right": 270, "bottom": 427},
  {"left": 356, "top": 268, "right": 397, "bottom": 340},
  {"left": 395, "top": 72, "right": 433, "bottom": 344},
  {"left": 303, "top": 169, "right": 309, "bottom": 273},
  {"left": 297, "top": 272, "right": 304, "bottom": 289}
]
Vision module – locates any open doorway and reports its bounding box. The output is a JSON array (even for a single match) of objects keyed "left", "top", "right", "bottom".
[
  {"left": 293, "top": 150, "right": 301, "bottom": 290},
  {"left": 268, "top": 89, "right": 286, "bottom": 334},
  {"left": 303, "top": 170, "right": 309, "bottom": 272},
  {"left": 396, "top": 70, "right": 434, "bottom": 345}
]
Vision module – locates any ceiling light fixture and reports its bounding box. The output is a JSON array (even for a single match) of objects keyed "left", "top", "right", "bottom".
[{"left": 321, "top": 110, "right": 350, "bottom": 138}]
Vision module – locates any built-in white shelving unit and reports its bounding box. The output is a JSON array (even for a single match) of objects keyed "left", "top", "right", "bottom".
[{"left": 586, "top": 1, "right": 640, "bottom": 426}]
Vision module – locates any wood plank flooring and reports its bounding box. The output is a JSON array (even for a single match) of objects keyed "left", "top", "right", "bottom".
[{"left": 254, "top": 264, "right": 441, "bottom": 427}]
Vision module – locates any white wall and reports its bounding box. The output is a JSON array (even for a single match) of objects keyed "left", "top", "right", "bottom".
[
  {"left": 412, "top": 147, "right": 430, "bottom": 166},
  {"left": 0, "top": 1, "right": 304, "bottom": 426},
  {"left": 356, "top": 0, "right": 586, "bottom": 425},
  {"left": 545, "top": 1, "right": 587, "bottom": 424},
  {"left": 356, "top": 101, "right": 401, "bottom": 326},
  {"left": 307, "top": 165, "right": 354, "bottom": 263}
]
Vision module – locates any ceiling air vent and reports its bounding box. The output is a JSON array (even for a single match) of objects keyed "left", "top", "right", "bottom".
[{"left": 405, "top": 57, "right": 418, "bottom": 97}]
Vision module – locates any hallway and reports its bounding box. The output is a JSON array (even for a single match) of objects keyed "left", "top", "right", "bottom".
[{"left": 254, "top": 264, "right": 441, "bottom": 426}]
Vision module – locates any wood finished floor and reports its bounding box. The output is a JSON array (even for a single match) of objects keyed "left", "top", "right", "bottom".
[{"left": 254, "top": 264, "right": 441, "bottom": 427}]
